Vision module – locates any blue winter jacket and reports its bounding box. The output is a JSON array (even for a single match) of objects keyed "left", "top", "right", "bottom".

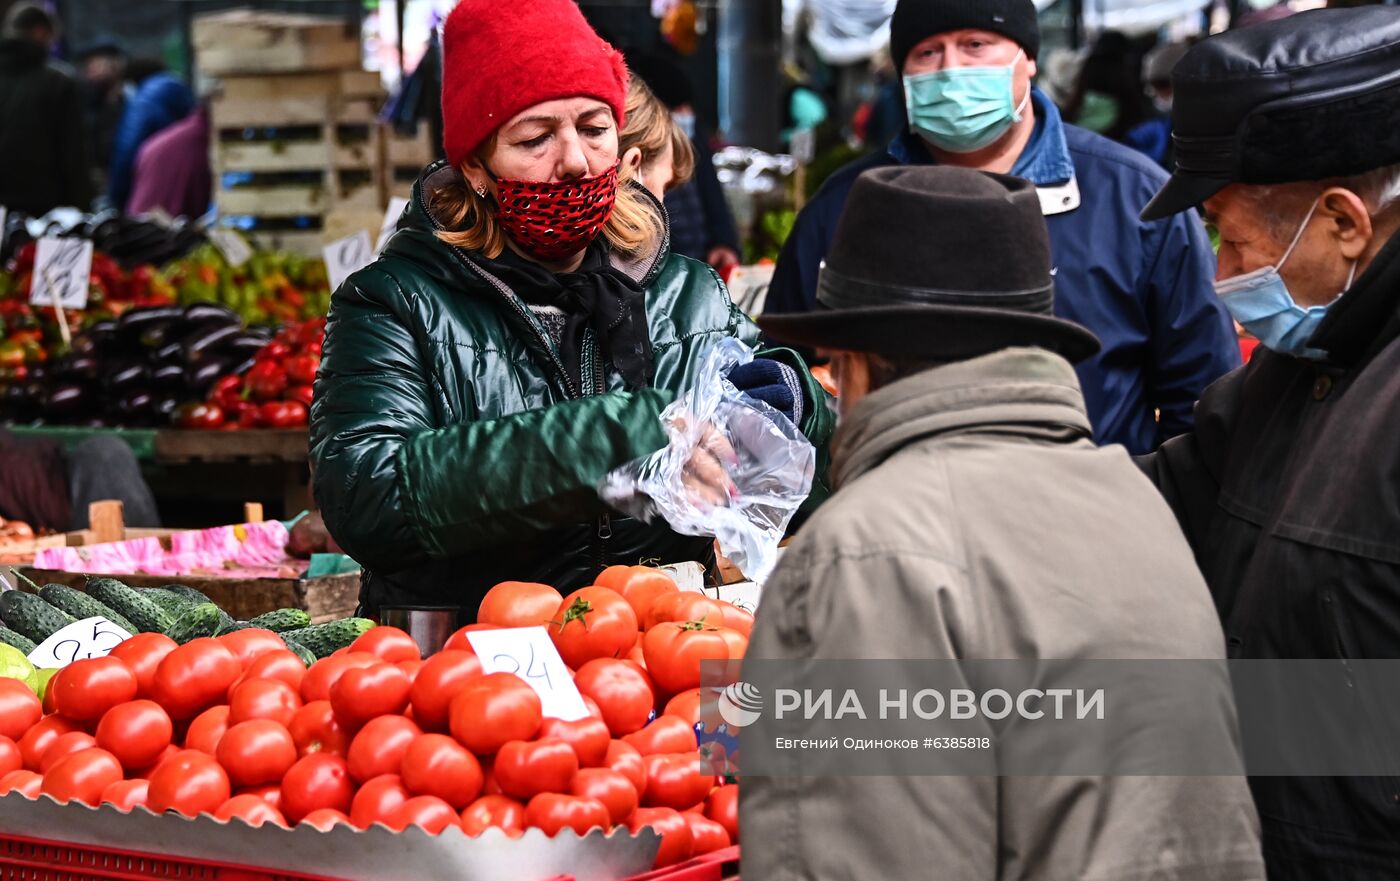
[
  {"left": 764, "top": 90, "right": 1239, "bottom": 455},
  {"left": 108, "top": 73, "right": 196, "bottom": 212}
]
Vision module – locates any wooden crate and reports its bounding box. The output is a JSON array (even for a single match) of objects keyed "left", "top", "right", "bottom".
[
  {"left": 384, "top": 122, "right": 435, "bottom": 200},
  {"left": 193, "top": 10, "right": 360, "bottom": 76}
]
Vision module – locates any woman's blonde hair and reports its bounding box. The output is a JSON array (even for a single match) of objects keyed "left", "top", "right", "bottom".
[
  {"left": 620, "top": 76, "right": 695, "bottom": 189},
  {"left": 430, "top": 97, "right": 665, "bottom": 260}
]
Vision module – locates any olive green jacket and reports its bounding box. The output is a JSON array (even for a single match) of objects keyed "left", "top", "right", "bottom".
[{"left": 310, "top": 163, "right": 832, "bottom": 616}]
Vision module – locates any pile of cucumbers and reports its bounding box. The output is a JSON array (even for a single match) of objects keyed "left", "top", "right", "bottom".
[{"left": 0, "top": 574, "right": 373, "bottom": 665}]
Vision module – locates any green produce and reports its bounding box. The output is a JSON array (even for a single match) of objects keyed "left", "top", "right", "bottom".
[
  {"left": 0, "top": 625, "right": 38, "bottom": 655},
  {"left": 165, "top": 603, "right": 223, "bottom": 644},
  {"left": 39, "top": 584, "right": 139, "bottom": 634},
  {"left": 280, "top": 636, "right": 317, "bottom": 667},
  {"left": 141, "top": 588, "right": 199, "bottom": 616},
  {"left": 248, "top": 608, "right": 312, "bottom": 633},
  {"left": 280, "top": 618, "right": 376, "bottom": 659},
  {"left": 215, "top": 608, "right": 238, "bottom": 634},
  {"left": 161, "top": 585, "right": 216, "bottom": 606},
  {"left": 0, "top": 644, "right": 35, "bottom": 688},
  {"left": 86, "top": 578, "right": 173, "bottom": 634},
  {"left": 32, "top": 667, "right": 58, "bottom": 701},
  {"left": 0, "top": 590, "right": 76, "bottom": 643}
]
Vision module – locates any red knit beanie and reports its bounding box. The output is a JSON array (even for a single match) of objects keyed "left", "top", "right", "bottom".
[{"left": 441, "top": 0, "right": 629, "bottom": 170}]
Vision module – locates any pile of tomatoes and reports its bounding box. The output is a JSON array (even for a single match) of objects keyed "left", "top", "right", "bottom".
[
  {"left": 0, "top": 566, "right": 747, "bottom": 870},
  {"left": 173, "top": 319, "right": 324, "bottom": 431}
]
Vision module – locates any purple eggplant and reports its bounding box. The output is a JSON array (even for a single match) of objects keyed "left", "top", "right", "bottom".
[
  {"left": 43, "top": 383, "right": 93, "bottom": 421},
  {"left": 183, "top": 303, "right": 240, "bottom": 326},
  {"left": 182, "top": 323, "right": 242, "bottom": 364},
  {"left": 104, "top": 362, "right": 148, "bottom": 393},
  {"left": 150, "top": 363, "right": 186, "bottom": 389},
  {"left": 185, "top": 357, "right": 230, "bottom": 391}
]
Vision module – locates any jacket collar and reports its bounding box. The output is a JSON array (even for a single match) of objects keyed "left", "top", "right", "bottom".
[
  {"left": 1310, "top": 228, "right": 1400, "bottom": 369},
  {"left": 831, "top": 347, "right": 1093, "bottom": 488},
  {"left": 886, "top": 87, "right": 1076, "bottom": 190}
]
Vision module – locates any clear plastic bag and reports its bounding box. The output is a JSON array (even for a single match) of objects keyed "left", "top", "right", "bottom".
[{"left": 600, "top": 339, "right": 815, "bottom": 584}]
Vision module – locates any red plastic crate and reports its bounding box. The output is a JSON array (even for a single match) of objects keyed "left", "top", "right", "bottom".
[
  {"left": 622, "top": 846, "right": 739, "bottom": 881},
  {"left": 0, "top": 831, "right": 348, "bottom": 881}
]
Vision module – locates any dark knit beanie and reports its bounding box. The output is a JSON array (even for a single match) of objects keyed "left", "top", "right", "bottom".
[{"left": 890, "top": 0, "right": 1041, "bottom": 72}]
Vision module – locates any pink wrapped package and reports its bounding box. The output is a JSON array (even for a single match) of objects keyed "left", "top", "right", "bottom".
[{"left": 33, "top": 521, "right": 308, "bottom": 579}]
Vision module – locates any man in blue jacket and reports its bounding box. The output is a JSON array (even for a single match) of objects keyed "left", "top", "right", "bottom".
[{"left": 763, "top": 0, "right": 1238, "bottom": 454}]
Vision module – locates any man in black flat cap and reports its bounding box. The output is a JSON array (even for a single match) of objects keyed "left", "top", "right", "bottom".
[
  {"left": 744, "top": 165, "right": 1264, "bottom": 881},
  {"left": 1139, "top": 6, "right": 1400, "bottom": 879}
]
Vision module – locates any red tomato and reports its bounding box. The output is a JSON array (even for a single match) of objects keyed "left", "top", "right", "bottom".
[
  {"left": 525, "top": 793, "right": 610, "bottom": 837},
  {"left": 236, "top": 783, "right": 283, "bottom": 810},
  {"left": 285, "top": 354, "right": 320, "bottom": 387},
  {"left": 716, "top": 603, "right": 753, "bottom": 637},
  {"left": 184, "top": 705, "right": 231, "bottom": 755},
  {"left": 683, "top": 811, "right": 731, "bottom": 854},
  {"left": 397, "top": 659, "right": 424, "bottom": 680},
  {"left": 573, "top": 659, "right": 655, "bottom": 737},
  {"left": 246, "top": 361, "right": 289, "bottom": 403},
  {"left": 51, "top": 657, "right": 138, "bottom": 721},
  {"left": 288, "top": 384, "right": 315, "bottom": 409},
  {"left": 642, "top": 752, "right": 716, "bottom": 811},
  {"left": 604, "top": 740, "right": 647, "bottom": 793},
  {"left": 0, "top": 735, "right": 20, "bottom": 778},
  {"left": 459, "top": 794, "right": 526, "bottom": 837},
  {"left": 173, "top": 402, "right": 226, "bottom": 430},
  {"left": 442, "top": 623, "right": 499, "bottom": 654},
  {"left": 477, "top": 582, "right": 563, "bottom": 628},
  {"left": 300, "top": 808, "right": 354, "bottom": 831},
  {"left": 703, "top": 784, "right": 738, "bottom": 844},
  {"left": 259, "top": 400, "right": 308, "bottom": 428},
  {"left": 349, "top": 774, "right": 411, "bottom": 829},
  {"left": 109, "top": 633, "right": 178, "bottom": 699},
  {"left": 217, "top": 720, "right": 298, "bottom": 787},
  {"left": 595, "top": 566, "right": 680, "bottom": 627},
  {"left": 229, "top": 678, "right": 302, "bottom": 727},
  {"left": 346, "top": 715, "right": 420, "bottom": 783},
  {"left": 288, "top": 700, "right": 351, "bottom": 758},
  {"left": 217, "top": 629, "right": 288, "bottom": 669},
  {"left": 350, "top": 627, "right": 421, "bottom": 663},
  {"left": 644, "top": 593, "right": 725, "bottom": 630},
  {"left": 642, "top": 623, "right": 747, "bottom": 695},
  {"left": 147, "top": 751, "right": 231, "bottom": 817},
  {"left": 134, "top": 743, "right": 181, "bottom": 778},
  {"left": 100, "top": 778, "right": 149, "bottom": 811},
  {"left": 18, "top": 715, "right": 82, "bottom": 770},
  {"left": 39, "top": 732, "right": 97, "bottom": 773},
  {"left": 539, "top": 716, "right": 610, "bottom": 768},
  {"left": 95, "top": 700, "right": 172, "bottom": 770},
  {"left": 493, "top": 739, "right": 578, "bottom": 801},
  {"left": 409, "top": 651, "right": 483, "bottom": 732},
  {"left": 448, "top": 673, "right": 542, "bottom": 756},
  {"left": 400, "top": 734, "right": 483, "bottom": 809},
  {"left": 384, "top": 795, "right": 460, "bottom": 835},
  {"left": 0, "top": 678, "right": 41, "bottom": 741},
  {"left": 214, "top": 793, "right": 287, "bottom": 828},
  {"left": 236, "top": 650, "right": 307, "bottom": 693},
  {"left": 549, "top": 586, "right": 638, "bottom": 670},
  {"left": 153, "top": 639, "right": 241, "bottom": 719},
  {"left": 629, "top": 806, "right": 695, "bottom": 868},
  {"left": 299, "top": 652, "right": 379, "bottom": 703},
  {"left": 280, "top": 754, "right": 355, "bottom": 823},
  {"left": 42, "top": 748, "right": 124, "bottom": 806},
  {"left": 663, "top": 689, "right": 703, "bottom": 726},
  {"left": 622, "top": 715, "right": 697, "bottom": 756},
  {"left": 330, "top": 662, "right": 411, "bottom": 728},
  {"left": 570, "top": 767, "right": 639, "bottom": 825},
  {"left": 0, "top": 769, "right": 41, "bottom": 798}
]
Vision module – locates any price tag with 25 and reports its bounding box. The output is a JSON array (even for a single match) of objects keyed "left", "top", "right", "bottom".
[
  {"left": 30, "top": 237, "right": 94, "bottom": 310},
  {"left": 465, "top": 626, "right": 592, "bottom": 721},
  {"left": 27, "top": 617, "right": 133, "bottom": 668}
]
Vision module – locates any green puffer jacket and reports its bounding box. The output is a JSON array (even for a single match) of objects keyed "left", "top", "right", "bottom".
[{"left": 310, "top": 162, "right": 833, "bottom": 618}]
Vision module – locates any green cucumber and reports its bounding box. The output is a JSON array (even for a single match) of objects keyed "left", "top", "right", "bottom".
[
  {"left": 0, "top": 625, "right": 38, "bottom": 655},
  {"left": 164, "top": 603, "right": 223, "bottom": 644},
  {"left": 141, "top": 588, "right": 200, "bottom": 617},
  {"left": 248, "top": 608, "right": 312, "bottom": 633},
  {"left": 279, "top": 618, "right": 375, "bottom": 659},
  {"left": 279, "top": 635, "right": 318, "bottom": 667},
  {"left": 38, "top": 584, "right": 139, "bottom": 634},
  {"left": 161, "top": 585, "right": 216, "bottom": 606},
  {"left": 214, "top": 609, "right": 239, "bottom": 635},
  {"left": 86, "top": 579, "right": 173, "bottom": 634},
  {"left": 0, "top": 591, "right": 76, "bottom": 643}
]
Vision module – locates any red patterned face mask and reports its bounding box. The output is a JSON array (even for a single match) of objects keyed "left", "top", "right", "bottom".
[{"left": 493, "top": 166, "right": 619, "bottom": 263}]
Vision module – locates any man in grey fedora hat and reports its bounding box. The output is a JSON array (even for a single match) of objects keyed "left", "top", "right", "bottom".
[
  {"left": 1138, "top": 6, "right": 1400, "bottom": 879},
  {"left": 744, "top": 165, "right": 1264, "bottom": 881}
]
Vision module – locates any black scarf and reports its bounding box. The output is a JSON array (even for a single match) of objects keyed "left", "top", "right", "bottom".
[{"left": 487, "top": 241, "right": 655, "bottom": 391}]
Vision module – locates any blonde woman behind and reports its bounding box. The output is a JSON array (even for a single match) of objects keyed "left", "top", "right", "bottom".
[{"left": 620, "top": 76, "right": 695, "bottom": 200}]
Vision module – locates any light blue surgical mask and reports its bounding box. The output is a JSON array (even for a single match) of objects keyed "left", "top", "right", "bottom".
[
  {"left": 903, "top": 50, "right": 1030, "bottom": 153},
  {"left": 1214, "top": 198, "right": 1357, "bottom": 360}
]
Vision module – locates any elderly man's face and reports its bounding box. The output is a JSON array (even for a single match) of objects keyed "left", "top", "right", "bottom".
[
  {"left": 1205, "top": 182, "right": 1375, "bottom": 309},
  {"left": 822, "top": 350, "right": 872, "bottom": 420}
]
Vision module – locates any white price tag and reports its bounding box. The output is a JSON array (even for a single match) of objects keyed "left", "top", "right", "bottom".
[
  {"left": 726, "top": 264, "right": 776, "bottom": 316},
  {"left": 27, "top": 617, "right": 132, "bottom": 668},
  {"left": 30, "top": 237, "right": 93, "bottom": 310},
  {"left": 323, "top": 230, "right": 374, "bottom": 292},
  {"left": 209, "top": 229, "right": 253, "bottom": 267},
  {"left": 376, "top": 197, "right": 410, "bottom": 254},
  {"left": 466, "top": 626, "right": 591, "bottom": 722},
  {"left": 790, "top": 128, "right": 816, "bottom": 164}
]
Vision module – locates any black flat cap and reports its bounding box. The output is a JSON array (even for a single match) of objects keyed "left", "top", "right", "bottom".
[
  {"left": 759, "top": 166, "right": 1100, "bottom": 363},
  {"left": 1142, "top": 6, "right": 1400, "bottom": 221}
]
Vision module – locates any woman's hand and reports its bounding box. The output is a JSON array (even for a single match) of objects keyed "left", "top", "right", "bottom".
[{"left": 681, "top": 423, "right": 738, "bottom": 508}]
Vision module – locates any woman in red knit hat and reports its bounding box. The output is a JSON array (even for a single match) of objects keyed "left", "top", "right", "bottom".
[{"left": 309, "top": 0, "right": 833, "bottom": 619}]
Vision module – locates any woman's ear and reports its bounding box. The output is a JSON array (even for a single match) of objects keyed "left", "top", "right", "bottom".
[
  {"left": 621, "top": 146, "right": 644, "bottom": 180},
  {"left": 461, "top": 155, "right": 491, "bottom": 196}
]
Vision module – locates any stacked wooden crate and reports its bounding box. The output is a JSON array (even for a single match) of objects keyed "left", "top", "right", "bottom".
[{"left": 195, "top": 10, "right": 392, "bottom": 255}]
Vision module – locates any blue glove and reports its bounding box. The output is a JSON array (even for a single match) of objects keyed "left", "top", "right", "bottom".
[{"left": 727, "top": 358, "right": 805, "bottom": 428}]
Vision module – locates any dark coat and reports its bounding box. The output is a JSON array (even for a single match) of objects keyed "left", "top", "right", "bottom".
[
  {"left": 1142, "top": 231, "right": 1400, "bottom": 880},
  {"left": 0, "top": 38, "right": 92, "bottom": 215}
]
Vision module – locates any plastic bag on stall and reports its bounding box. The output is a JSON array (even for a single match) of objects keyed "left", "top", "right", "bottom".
[{"left": 600, "top": 339, "right": 815, "bottom": 584}]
